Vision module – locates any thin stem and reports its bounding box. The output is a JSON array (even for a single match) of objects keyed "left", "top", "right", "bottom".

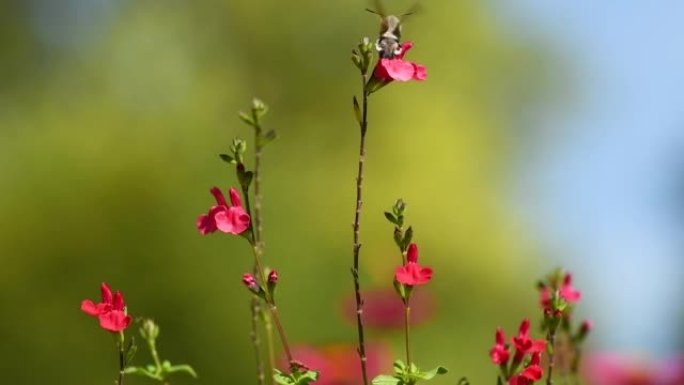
[
  {"left": 242, "top": 189, "right": 266, "bottom": 385},
  {"left": 117, "top": 334, "right": 125, "bottom": 385},
  {"left": 252, "top": 110, "right": 275, "bottom": 384},
  {"left": 546, "top": 329, "right": 557, "bottom": 385},
  {"left": 147, "top": 338, "right": 162, "bottom": 374},
  {"left": 351, "top": 76, "right": 371, "bottom": 385},
  {"left": 250, "top": 297, "right": 266, "bottom": 385},
  {"left": 404, "top": 302, "right": 411, "bottom": 366},
  {"left": 264, "top": 313, "right": 277, "bottom": 376}
]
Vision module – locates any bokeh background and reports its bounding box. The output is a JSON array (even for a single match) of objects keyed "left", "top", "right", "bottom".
[{"left": 1, "top": 0, "right": 683, "bottom": 384}]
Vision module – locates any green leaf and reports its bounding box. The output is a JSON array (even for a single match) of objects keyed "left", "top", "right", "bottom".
[
  {"left": 402, "top": 226, "right": 413, "bottom": 251},
  {"left": 273, "top": 370, "right": 294, "bottom": 385},
  {"left": 166, "top": 364, "right": 198, "bottom": 378},
  {"left": 392, "top": 360, "right": 407, "bottom": 374},
  {"left": 353, "top": 96, "right": 362, "bottom": 124},
  {"left": 239, "top": 111, "right": 255, "bottom": 126},
  {"left": 292, "top": 370, "right": 319, "bottom": 385},
  {"left": 261, "top": 129, "right": 278, "bottom": 146},
  {"left": 219, "top": 154, "right": 235, "bottom": 164},
  {"left": 384, "top": 211, "right": 398, "bottom": 225},
  {"left": 125, "top": 337, "right": 137, "bottom": 366},
  {"left": 459, "top": 377, "right": 471, "bottom": 385},
  {"left": 372, "top": 375, "right": 401, "bottom": 385},
  {"left": 414, "top": 366, "right": 448, "bottom": 380}
]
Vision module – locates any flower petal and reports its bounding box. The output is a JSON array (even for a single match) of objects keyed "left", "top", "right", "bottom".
[
  {"left": 210, "top": 187, "right": 228, "bottom": 206},
  {"left": 81, "top": 300, "right": 100, "bottom": 316},
  {"left": 228, "top": 187, "right": 243, "bottom": 208},
  {"left": 407, "top": 243, "right": 419, "bottom": 263},
  {"left": 100, "top": 282, "right": 113, "bottom": 304},
  {"left": 98, "top": 310, "right": 132, "bottom": 332}
]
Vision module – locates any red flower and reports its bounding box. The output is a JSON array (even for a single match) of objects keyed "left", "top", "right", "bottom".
[
  {"left": 197, "top": 187, "right": 250, "bottom": 235},
  {"left": 490, "top": 327, "right": 510, "bottom": 365},
  {"left": 81, "top": 283, "right": 132, "bottom": 333},
  {"left": 508, "top": 353, "right": 544, "bottom": 385},
  {"left": 373, "top": 42, "right": 426, "bottom": 82},
  {"left": 512, "top": 319, "right": 546, "bottom": 361},
  {"left": 394, "top": 243, "right": 433, "bottom": 286}
]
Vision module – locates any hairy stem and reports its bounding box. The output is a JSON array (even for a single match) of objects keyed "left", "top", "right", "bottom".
[{"left": 352, "top": 76, "right": 370, "bottom": 385}]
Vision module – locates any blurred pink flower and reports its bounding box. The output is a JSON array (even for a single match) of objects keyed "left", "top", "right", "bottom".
[
  {"left": 286, "top": 343, "right": 391, "bottom": 385},
  {"left": 196, "top": 187, "right": 250, "bottom": 235},
  {"left": 584, "top": 353, "right": 684, "bottom": 385},
  {"left": 540, "top": 273, "right": 581, "bottom": 309},
  {"left": 81, "top": 282, "right": 132, "bottom": 333},
  {"left": 341, "top": 288, "right": 435, "bottom": 329},
  {"left": 373, "top": 42, "right": 426, "bottom": 82}
]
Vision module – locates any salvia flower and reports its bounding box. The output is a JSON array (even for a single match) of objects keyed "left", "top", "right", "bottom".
[
  {"left": 81, "top": 282, "right": 132, "bottom": 332},
  {"left": 512, "top": 319, "right": 546, "bottom": 362},
  {"left": 490, "top": 327, "right": 510, "bottom": 366},
  {"left": 509, "top": 353, "right": 544, "bottom": 385},
  {"left": 394, "top": 243, "right": 433, "bottom": 286},
  {"left": 373, "top": 42, "right": 426, "bottom": 83},
  {"left": 540, "top": 273, "right": 581, "bottom": 309},
  {"left": 196, "top": 187, "right": 250, "bottom": 235}
]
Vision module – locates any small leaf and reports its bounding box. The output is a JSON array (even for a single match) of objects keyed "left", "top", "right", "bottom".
[
  {"left": 402, "top": 226, "right": 413, "bottom": 251},
  {"left": 384, "top": 211, "right": 398, "bottom": 225},
  {"left": 392, "top": 360, "right": 407, "bottom": 374},
  {"left": 353, "top": 96, "right": 362, "bottom": 124},
  {"left": 372, "top": 375, "right": 401, "bottom": 385},
  {"left": 125, "top": 337, "right": 137, "bottom": 366},
  {"left": 219, "top": 154, "right": 235, "bottom": 164},
  {"left": 414, "top": 366, "right": 448, "bottom": 380},
  {"left": 459, "top": 377, "right": 471, "bottom": 385},
  {"left": 124, "top": 367, "right": 162, "bottom": 380},
  {"left": 262, "top": 129, "right": 278, "bottom": 146},
  {"left": 239, "top": 111, "right": 255, "bottom": 126},
  {"left": 273, "top": 370, "right": 294, "bottom": 385}
]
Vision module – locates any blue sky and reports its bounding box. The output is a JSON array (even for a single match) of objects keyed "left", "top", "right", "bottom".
[{"left": 501, "top": 1, "right": 684, "bottom": 355}]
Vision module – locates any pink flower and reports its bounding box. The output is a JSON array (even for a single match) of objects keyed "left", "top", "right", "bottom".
[
  {"left": 286, "top": 343, "right": 391, "bottom": 385},
  {"left": 341, "top": 288, "right": 435, "bottom": 329},
  {"left": 512, "top": 319, "right": 546, "bottom": 361},
  {"left": 584, "top": 353, "right": 684, "bottom": 385},
  {"left": 197, "top": 187, "right": 250, "bottom": 235},
  {"left": 508, "top": 353, "right": 544, "bottom": 385},
  {"left": 394, "top": 243, "right": 433, "bottom": 286},
  {"left": 81, "top": 283, "right": 132, "bottom": 333},
  {"left": 373, "top": 42, "right": 426, "bottom": 82},
  {"left": 490, "top": 327, "right": 510, "bottom": 365},
  {"left": 540, "top": 273, "right": 581, "bottom": 309},
  {"left": 242, "top": 273, "right": 257, "bottom": 288}
]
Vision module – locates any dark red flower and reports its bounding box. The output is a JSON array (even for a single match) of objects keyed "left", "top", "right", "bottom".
[
  {"left": 373, "top": 42, "right": 426, "bottom": 82},
  {"left": 196, "top": 187, "right": 250, "bottom": 235},
  {"left": 394, "top": 243, "right": 433, "bottom": 286},
  {"left": 81, "top": 283, "right": 132, "bottom": 332}
]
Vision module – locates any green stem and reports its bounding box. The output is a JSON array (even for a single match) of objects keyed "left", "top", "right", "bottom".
[
  {"left": 351, "top": 76, "right": 370, "bottom": 385},
  {"left": 546, "top": 329, "right": 557, "bottom": 385},
  {"left": 404, "top": 302, "right": 411, "bottom": 367}
]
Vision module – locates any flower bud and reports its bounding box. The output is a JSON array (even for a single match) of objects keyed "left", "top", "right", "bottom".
[
  {"left": 268, "top": 270, "right": 278, "bottom": 284},
  {"left": 140, "top": 318, "right": 160, "bottom": 341},
  {"left": 576, "top": 320, "right": 592, "bottom": 342},
  {"left": 252, "top": 98, "right": 268, "bottom": 117}
]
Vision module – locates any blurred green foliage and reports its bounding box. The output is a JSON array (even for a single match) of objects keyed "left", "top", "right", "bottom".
[{"left": 0, "top": 1, "right": 555, "bottom": 384}]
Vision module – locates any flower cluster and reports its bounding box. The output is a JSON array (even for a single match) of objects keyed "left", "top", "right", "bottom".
[
  {"left": 81, "top": 282, "right": 132, "bottom": 333},
  {"left": 490, "top": 320, "right": 546, "bottom": 385},
  {"left": 196, "top": 187, "right": 250, "bottom": 235},
  {"left": 538, "top": 272, "right": 581, "bottom": 313}
]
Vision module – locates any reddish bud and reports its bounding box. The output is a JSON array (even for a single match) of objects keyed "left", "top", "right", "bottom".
[
  {"left": 268, "top": 270, "right": 278, "bottom": 284},
  {"left": 242, "top": 273, "right": 257, "bottom": 288}
]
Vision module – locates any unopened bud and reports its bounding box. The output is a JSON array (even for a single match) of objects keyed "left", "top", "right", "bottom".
[
  {"left": 140, "top": 318, "right": 160, "bottom": 341},
  {"left": 576, "top": 319, "right": 592, "bottom": 342},
  {"left": 268, "top": 270, "right": 278, "bottom": 284},
  {"left": 252, "top": 98, "right": 268, "bottom": 117},
  {"left": 242, "top": 273, "right": 258, "bottom": 288}
]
